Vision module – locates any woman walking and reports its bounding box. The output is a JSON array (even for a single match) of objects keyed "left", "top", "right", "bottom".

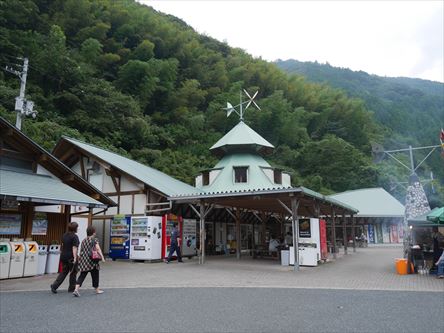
[{"left": 73, "top": 226, "right": 105, "bottom": 296}]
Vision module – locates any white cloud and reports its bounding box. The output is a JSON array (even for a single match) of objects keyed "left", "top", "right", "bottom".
[{"left": 141, "top": 0, "right": 443, "bottom": 82}]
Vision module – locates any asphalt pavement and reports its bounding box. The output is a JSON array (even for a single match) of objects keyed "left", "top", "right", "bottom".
[{"left": 1, "top": 287, "right": 443, "bottom": 333}]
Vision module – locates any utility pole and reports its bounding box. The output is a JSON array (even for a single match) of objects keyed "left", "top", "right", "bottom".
[{"left": 4, "top": 57, "right": 36, "bottom": 130}]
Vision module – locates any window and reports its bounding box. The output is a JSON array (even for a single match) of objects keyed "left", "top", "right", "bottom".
[
  {"left": 234, "top": 167, "right": 248, "bottom": 183},
  {"left": 202, "top": 171, "right": 210, "bottom": 186},
  {"left": 274, "top": 169, "right": 282, "bottom": 184}
]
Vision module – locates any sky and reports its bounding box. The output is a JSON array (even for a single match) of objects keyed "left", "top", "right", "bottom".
[{"left": 141, "top": 0, "right": 444, "bottom": 83}]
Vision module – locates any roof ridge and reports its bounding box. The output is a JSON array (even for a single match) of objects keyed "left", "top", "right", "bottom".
[{"left": 330, "top": 187, "right": 385, "bottom": 196}]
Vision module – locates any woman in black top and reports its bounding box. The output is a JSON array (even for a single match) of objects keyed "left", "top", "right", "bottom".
[{"left": 50, "top": 222, "right": 79, "bottom": 293}]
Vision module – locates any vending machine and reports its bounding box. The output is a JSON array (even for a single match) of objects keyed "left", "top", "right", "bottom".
[
  {"left": 129, "top": 216, "right": 163, "bottom": 261},
  {"left": 290, "top": 218, "right": 321, "bottom": 266},
  {"left": 182, "top": 219, "right": 197, "bottom": 258},
  {"left": 161, "top": 214, "right": 182, "bottom": 260},
  {"left": 109, "top": 214, "right": 131, "bottom": 260}
]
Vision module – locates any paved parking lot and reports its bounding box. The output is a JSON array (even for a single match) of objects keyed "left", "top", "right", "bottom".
[{"left": 1, "top": 246, "right": 443, "bottom": 292}]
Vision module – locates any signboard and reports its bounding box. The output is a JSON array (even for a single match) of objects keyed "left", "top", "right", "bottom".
[
  {"left": 376, "top": 224, "right": 383, "bottom": 244},
  {"left": 0, "top": 214, "right": 22, "bottom": 235},
  {"left": 1, "top": 199, "right": 19, "bottom": 210},
  {"left": 390, "top": 225, "right": 399, "bottom": 243},
  {"left": 32, "top": 213, "right": 48, "bottom": 235},
  {"left": 299, "top": 219, "right": 311, "bottom": 238},
  {"left": 367, "top": 224, "right": 375, "bottom": 243}
]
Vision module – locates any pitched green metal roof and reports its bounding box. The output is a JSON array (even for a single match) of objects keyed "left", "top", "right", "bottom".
[
  {"left": 61, "top": 137, "right": 196, "bottom": 197},
  {"left": 328, "top": 188, "right": 404, "bottom": 217},
  {"left": 210, "top": 121, "right": 274, "bottom": 156},
  {"left": 198, "top": 153, "right": 281, "bottom": 193},
  {"left": 0, "top": 169, "right": 106, "bottom": 208}
]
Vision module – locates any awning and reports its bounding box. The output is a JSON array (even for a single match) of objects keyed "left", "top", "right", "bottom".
[
  {"left": 0, "top": 169, "right": 107, "bottom": 208},
  {"left": 427, "top": 207, "right": 444, "bottom": 224}
]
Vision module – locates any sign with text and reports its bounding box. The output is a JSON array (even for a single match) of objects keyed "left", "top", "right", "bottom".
[
  {"left": 299, "top": 219, "right": 311, "bottom": 238},
  {"left": 0, "top": 214, "right": 22, "bottom": 235}
]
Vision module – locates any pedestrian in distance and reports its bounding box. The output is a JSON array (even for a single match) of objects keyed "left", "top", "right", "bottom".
[
  {"left": 73, "top": 226, "right": 105, "bottom": 297},
  {"left": 166, "top": 224, "right": 183, "bottom": 263},
  {"left": 435, "top": 248, "right": 444, "bottom": 279},
  {"left": 50, "top": 222, "right": 79, "bottom": 293}
]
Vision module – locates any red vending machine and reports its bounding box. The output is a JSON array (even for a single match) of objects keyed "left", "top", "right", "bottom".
[
  {"left": 319, "top": 219, "right": 328, "bottom": 260},
  {"left": 161, "top": 214, "right": 182, "bottom": 260}
]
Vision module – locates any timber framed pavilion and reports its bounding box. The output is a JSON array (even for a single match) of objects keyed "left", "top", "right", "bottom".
[{"left": 169, "top": 186, "right": 358, "bottom": 270}]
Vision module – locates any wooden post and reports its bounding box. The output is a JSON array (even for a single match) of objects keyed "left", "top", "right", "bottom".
[
  {"left": 291, "top": 196, "right": 300, "bottom": 271},
  {"left": 260, "top": 213, "right": 266, "bottom": 247},
  {"left": 235, "top": 209, "right": 241, "bottom": 260},
  {"left": 352, "top": 214, "right": 356, "bottom": 252},
  {"left": 331, "top": 208, "right": 337, "bottom": 259},
  {"left": 342, "top": 211, "right": 348, "bottom": 255},
  {"left": 200, "top": 200, "right": 205, "bottom": 264},
  {"left": 24, "top": 204, "right": 34, "bottom": 239},
  {"left": 87, "top": 207, "right": 93, "bottom": 227},
  {"left": 65, "top": 204, "right": 71, "bottom": 226}
]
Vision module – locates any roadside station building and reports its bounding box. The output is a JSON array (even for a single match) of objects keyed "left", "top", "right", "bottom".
[
  {"left": 0, "top": 117, "right": 114, "bottom": 244},
  {"left": 52, "top": 136, "right": 196, "bottom": 252},
  {"left": 328, "top": 188, "right": 405, "bottom": 244}
]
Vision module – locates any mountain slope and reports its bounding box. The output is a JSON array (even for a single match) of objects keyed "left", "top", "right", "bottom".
[{"left": 275, "top": 59, "right": 444, "bottom": 203}]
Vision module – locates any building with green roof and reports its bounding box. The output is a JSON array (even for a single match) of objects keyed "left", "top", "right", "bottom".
[{"left": 195, "top": 120, "right": 292, "bottom": 193}]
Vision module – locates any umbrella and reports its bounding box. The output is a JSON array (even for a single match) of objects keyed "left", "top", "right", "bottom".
[{"left": 426, "top": 207, "right": 444, "bottom": 224}]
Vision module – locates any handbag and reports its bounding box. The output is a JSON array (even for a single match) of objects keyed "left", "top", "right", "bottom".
[{"left": 89, "top": 239, "right": 101, "bottom": 261}]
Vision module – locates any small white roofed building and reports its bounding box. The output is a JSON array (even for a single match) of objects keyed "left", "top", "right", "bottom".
[{"left": 329, "top": 188, "right": 405, "bottom": 244}]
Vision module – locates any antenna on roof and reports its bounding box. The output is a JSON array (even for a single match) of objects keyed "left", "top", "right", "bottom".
[{"left": 224, "top": 89, "right": 261, "bottom": 121}]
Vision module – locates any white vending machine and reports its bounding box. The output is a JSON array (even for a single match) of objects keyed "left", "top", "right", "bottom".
[
  {"left": 290, "top": 218, "right": 321, "bottom": 267},
  {"left": 130, "top": 216, "right": 163, "bottom": 261},
  {"left": 182, "top": 219, "right": 197, "bottom": 258}
]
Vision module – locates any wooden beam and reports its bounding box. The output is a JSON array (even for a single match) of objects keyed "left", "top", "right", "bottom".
[
  {"left": 235, "top": 209, "right": 241, "bottom": 260},
  {"left": 104, "top": 189, "right": 145, "bottom": 197},
  {"left": 79, "top": 154, "right": 86, "bottom": 179},
  {"left": 38, "top": 154, "right": 49, "bottom": 162},
  {"left": 342, "top": 211, "right": 348, "bottom": 255},
  {"left": 291, "top": 197, "right": 300, "bottom": 271},
  {"left": 63, "top": 174, "right": 75, "bottom": 182},
  {"left": 0, "top": 148, "right": 35, "bottom": 161},
  {"left": 331, "top": 208, "right": 337, "bottom": 259},
  {"left": 352, "top": 214, "right": 356, "bottom": 252}
]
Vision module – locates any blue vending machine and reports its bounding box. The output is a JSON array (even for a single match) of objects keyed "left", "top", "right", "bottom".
[{"left": 109, "top": 214, "right": 131, "bottom": 260}]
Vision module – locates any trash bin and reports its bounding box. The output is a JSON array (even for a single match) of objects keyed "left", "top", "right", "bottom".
[
  {"left": 37, "top": 245, "right": 48, "bottom": 275},
  {"left": 8, "top": 240, "right": 25, "bottom": 278},
  {"left": 281, "top": 250, "right": 290, "bottom": 266},
  {"left": 45, "top": 244, "right": 60, "bottom": 274},
  {"left": 0, "top": 240, "right": 11, "bottom": 279},
  {"left": 395, "top": 258, "right": 408, "bottom": 275},
  {"left": 23, "top": 241, "right": 39, "bottom": 277}
]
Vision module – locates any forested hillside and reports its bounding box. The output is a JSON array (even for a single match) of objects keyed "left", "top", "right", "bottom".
[
  {"left": 276, "top": 59, "right": 444, "bottom": 205},
  {"left": 0, "top": 0, "right": 441, "bottom": 204}
]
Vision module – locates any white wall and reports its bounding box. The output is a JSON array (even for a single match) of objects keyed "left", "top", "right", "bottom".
[
  {"left": 195, "top": 174, "right": 202, "bottom": 187},
  {"left": 134, "top": 194, "right": 147, "bottom": 214},
  {"left": 261, "top": 168, "right": 274, "bottom": 183},
  {"left": 282, "top": 173, "right": 291, "bottom": 186},
  {"left": 209, "top": 169, "right": 221, "bottom": 184},
  {"left": 120, "top": 195, "right": 133, "bottom": 215}
]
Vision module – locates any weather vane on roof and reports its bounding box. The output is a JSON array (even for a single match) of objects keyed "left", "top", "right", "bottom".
[{"left": 224, "top": 89, "right": 261, "bottom": 121}]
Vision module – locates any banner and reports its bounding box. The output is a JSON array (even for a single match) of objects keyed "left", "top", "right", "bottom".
[
  {"left": 367, "top": 224, "right": 375, "bottom": 243},
  {"left": 32, "top": 213, "right": 48, "bottom": 235},
  {"left": 0, "top": 214, "right": 22, "bottom": 235}
]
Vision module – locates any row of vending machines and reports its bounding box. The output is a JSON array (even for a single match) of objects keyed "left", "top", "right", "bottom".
[{"left": 109, "top": 214, "right": 197, "bottom": 262}]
